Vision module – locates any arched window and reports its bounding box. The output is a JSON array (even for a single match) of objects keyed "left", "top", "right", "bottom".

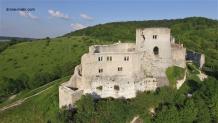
[{"left": 153, "top": 46, "right": 159, "bottom": 55}]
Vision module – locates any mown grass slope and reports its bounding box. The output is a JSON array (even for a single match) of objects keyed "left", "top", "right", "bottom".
[{"left": 0, "top": 77, "right": 69, "bottom": 123}]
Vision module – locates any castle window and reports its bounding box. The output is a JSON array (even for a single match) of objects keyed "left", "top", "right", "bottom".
[
  {"left": 107, "top": 56, "right": 112, "bottom": 61},
  {"left": 96, "top": 86, "right": 102, "bottom": 90},
  {"left": 98, "top": 56, "right": 103, "bottom": 61},
  {"left": 153, "top": 35, "right": 157, "bottom": 39},
  {"left": 98, "top": 68, "right": 103, "bottom": 73},
  {"left": 153, "top": 46, "right": 159, "bottom": 55},
  {"left": 141, "top": 34, "right": 145, "bottom": 40},
  {"left": 114, "top": 85, "right": 120, "bottom": 91},
  {"left": 141, "top": 32, "right": 145, "bottom": 40},
  {"left": 118, "top": 67, "right": 123, "bottom": 71},
  {"left": 124, "top": 56, "right": 129, "bottom": 61}
]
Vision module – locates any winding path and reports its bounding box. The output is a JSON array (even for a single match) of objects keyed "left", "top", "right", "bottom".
[{"left": 0, "top": 84, "right": 54, "bottom": 112}]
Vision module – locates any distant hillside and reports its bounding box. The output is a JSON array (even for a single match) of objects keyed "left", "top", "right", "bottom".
[
  {"left": 0, "top": 36, "right": 36, "bottom": 42},
  {"left": 66, "top": 17, "right": 218, "bottom": 69},
  {"left": 66, "top": 17, "right": 217, "bottom": 41},
  {"left": 0, "top": 36, "right": 38, "bottom": 53}
]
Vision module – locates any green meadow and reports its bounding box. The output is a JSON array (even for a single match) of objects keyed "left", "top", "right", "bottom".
[
  {"left": 0, "top": 36, "right": 109, "bottom": 101},
  {"left": 0, "top": 77, "right": 69, "bottom": 123}
]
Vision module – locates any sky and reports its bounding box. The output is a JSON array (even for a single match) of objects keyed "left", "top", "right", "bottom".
[{"left": 0, "top": 0, "right": 218, "bottom": 38}]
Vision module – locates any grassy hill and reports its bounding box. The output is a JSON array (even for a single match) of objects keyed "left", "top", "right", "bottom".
[
  {"left": 0, "top": 36, "right": 109, "bottom": 102},
  {"left": 0, "top": 17, "right": 218, "bottom": 123},
  {"left": 0, "top": 77, "right": 69, "bottom": 123},
  {"left": 0, "top": 36, "right": 36, "bottom": 41}
]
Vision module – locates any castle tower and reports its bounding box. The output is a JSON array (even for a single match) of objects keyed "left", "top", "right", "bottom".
[
  {"left": 136, "top": 28, "right": 173, "bottom": 85},
  {"left": 136, "top": 28, "right": 172, "bottom": 59}
]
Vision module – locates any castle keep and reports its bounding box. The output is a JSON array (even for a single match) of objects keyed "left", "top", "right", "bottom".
[{"left": 59, "top": 28, "right": 187, "bottom": 108}]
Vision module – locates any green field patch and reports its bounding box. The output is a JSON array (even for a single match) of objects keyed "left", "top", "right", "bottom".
[
  {"left": 0, "top": 36, "right": 109, "bottom": 100},
  {"left": 166, "top": 66, "right": 185, "bottom": 88}
]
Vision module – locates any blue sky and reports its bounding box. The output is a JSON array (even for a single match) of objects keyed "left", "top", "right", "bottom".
[{"left": 0, "top": 0, "right": 218, "bottom": 38}]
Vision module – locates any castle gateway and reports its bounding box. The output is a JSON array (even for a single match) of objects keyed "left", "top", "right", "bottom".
[{"left": 59, "top": 28, "right": 187, "bottom": 108}]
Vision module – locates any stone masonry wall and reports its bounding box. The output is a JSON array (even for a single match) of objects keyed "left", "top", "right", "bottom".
[{"left": 59, "top": 28, "right": 188, "bottom": 108}]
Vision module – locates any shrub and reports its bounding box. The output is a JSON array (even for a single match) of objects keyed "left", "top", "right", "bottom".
[{"left": 32, "top": 72, "right": 52, "bottom": 87}]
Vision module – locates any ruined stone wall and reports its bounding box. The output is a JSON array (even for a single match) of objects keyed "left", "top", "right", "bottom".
[
  {"left": 59, "top": 27, "right": 188, "bottom": 108},
  {"left": 171, "top": 44, "right": 186, "bottom": 68},
  {"left": 141, "top": 51, "right": 172, "bottom": 86},
  {"left": 81, "top": 52, "right": 141, "bottom": 79},
  {"left": 89, "top": 77, "right": 136, "bottom": 98},
  {"left": 59, "top": 85, "right": 83, "bottom": 108},
  {"left": 200, "top": 54, "right": 205, "bottom": 69},
  {"left": 89, "top": 43, "right": 136, "bottom": 53},
  {"left": 186, "top": 50, "right": 205, "bottom": 69},
  {"left": 135, "top": 28, "right": 173, "bottom": 85},
  {"left": 135, "top": 78, "right": 157, "bottom": 92},
  {"left": 67, "top": 65, "right": 82, "bottom": 88},
  {"left": 86, "top": 76, "right": 157, "bottom": 98},
  {"left": 81, "top": 52, "right": 143, "bottom": 93},
  {"left": 136, "top": 28, "right": 172, "bottom": 59}
]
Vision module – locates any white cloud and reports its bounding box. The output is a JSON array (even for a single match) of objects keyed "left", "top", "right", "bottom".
[
  {"left": 80, "top": 13, "right": 93, "bottom": 20},
  {"left": 48, "top": 9, "right": 70, "bottom": 20},
  {"left": 70, "top": 23, "right": 87, "bottom": 30},
  {"left": 18, "top": 11, "right": 38, "bottom": 20}
]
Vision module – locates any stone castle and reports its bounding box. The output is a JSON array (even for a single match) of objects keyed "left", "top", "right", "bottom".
[{"left": 59, "top": 28, "right": 187, "bottom": 108}]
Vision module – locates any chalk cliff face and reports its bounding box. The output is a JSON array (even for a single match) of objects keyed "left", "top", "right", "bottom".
[{"left": 59, "top": 28, "right": 187, "bottom": 108}]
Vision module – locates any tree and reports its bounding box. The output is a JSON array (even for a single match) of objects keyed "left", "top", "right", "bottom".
[
  {"left": 179, "top": 99, "right": 198, "bottom": 123},
  {"left": 154, "top": 105, "right": 180, "bottom": 123},
  {"left": 194, "top": 96, "right": 211, "bottom": 123},
  {"left": 33, "top": 72, "right": 52, "bottom": 87},
  {"left": 45, "top": 37, "right": 51, "bottom": 46},
  {"left": 50, "top": 65, "right": 62, "bottom": 80},
  {"left": 95, "top": 99, "right": 134, "bottom": 123},
  {"left": 16, "top": 73, "right": 30, "bottom": 89},
  {"left": 58, "top": 107, "right": 76, "bottom": 123},
  {"left": 74, "top": 94, "right": 95, "bottom": 123}
]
